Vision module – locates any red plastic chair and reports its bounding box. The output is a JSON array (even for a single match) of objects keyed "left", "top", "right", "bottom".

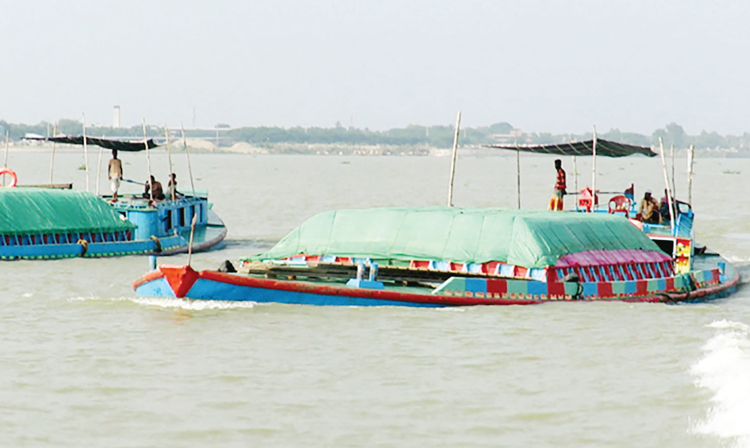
[
  {"left": 578, "top": 187, "right": 599, "bottom": 212},
  {"left": 608, "top": 195, "right": 631, "bottom": 217}
]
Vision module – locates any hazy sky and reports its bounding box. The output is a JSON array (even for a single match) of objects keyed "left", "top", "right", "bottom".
[{"left": 1, "top": 1, "right": 749, "bottom": 134}]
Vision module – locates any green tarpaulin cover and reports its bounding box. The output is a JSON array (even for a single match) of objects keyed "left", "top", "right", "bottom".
[
  {"left": 0, "top": 188, "right": 136, "bottom": 236},
  {"left": 244, "top": 207, "right": 662, "bottom": 269}
]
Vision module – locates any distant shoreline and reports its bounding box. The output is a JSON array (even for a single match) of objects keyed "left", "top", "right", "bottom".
[{"left": 7, "top": 141, "right": 750, "bottom": 158}]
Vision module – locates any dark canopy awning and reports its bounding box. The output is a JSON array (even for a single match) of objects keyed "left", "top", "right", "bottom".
[
  {"left": 486, "top": 139, "right": 656, "bottom": 158},
  {"left": 27, "top": 136, "right": 158, "bottom": 152}
]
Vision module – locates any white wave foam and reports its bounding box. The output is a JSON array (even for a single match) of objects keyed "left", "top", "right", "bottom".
[
  {"left": 690, "top": 320, "right": 750, "bottom": 447},
  {"left": 708, "top": 320, "right": 750, "bottom": 331},
  {"left": 68, "top": 295, "right": 256, "bottom": 310},
  {"left": 132, "top": 297, "right": 256, "bottom": 310}
]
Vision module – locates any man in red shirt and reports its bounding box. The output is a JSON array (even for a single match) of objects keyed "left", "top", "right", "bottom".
[{"left": 548, "top": 159, "right": 567, "bottom": 211}]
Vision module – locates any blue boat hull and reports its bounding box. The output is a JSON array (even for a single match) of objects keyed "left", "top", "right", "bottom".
[
  {"left": 137, "top": 276, "right": 443, "bottom": 307},
  {"left": 133, "top": 258, "right": 740, "bottom": 307}
]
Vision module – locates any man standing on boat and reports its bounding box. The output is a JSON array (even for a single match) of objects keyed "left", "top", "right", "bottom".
[
  {"left": 108, "top": 150, "right": 123, "bottom": 202},
  {"left": 548, "top": 159, "right": 566, "bottom": 211}
]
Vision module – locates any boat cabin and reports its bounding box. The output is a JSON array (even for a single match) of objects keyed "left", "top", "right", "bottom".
[{"left": 110, "top": 195, "right": 208, "bottom": 241}]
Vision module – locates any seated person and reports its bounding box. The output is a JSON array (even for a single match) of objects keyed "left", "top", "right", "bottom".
[
  {"left": 165, "top": 173, "right": 180, "bottom": 200},
  {"left": 143, "top": 175, "right": 166, "bottom": 201},
  {"left": 659, "top": 189, "right": 676, "bottom": 223},
  {"left": 623, "top": 184, "right": 634, "bottom": 202},
  {"left": 637, "top": 189, "right": 660, "bottom": 224}
]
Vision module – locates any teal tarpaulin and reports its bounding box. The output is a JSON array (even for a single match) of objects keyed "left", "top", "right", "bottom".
[
  {"left": 0, "top": 188, "right": 136, "bottom": 236},
  {"left": 244, "top": 207, "right": 662, "bottom": 269}
]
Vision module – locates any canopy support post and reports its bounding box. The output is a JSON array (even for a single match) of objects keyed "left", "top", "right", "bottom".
[
  {"left": 165, "top": 126, "right": 175, "bottom": 201},
  {"left": 592, "top": 126, "right": 597, "bottom": 211},
  {"left": 687, "top": 144, "right": 695, "bottom": 205},
  {"left": 447, "top": 111, "right": 461, "bottom": 207},
  {"left": 516, "top": 146, "right": 521, "bottom": 209},
  {"left": 49, "top": 122, "right": 57, "bottom": 184},
  {"left": 83, "top": 114, "right": 90, "bottom": 192},
  {"left": 181, "top": 123, "right": 196, "bottom": 197},
  {"left": 658, "top": 137, "right": 675, "bottom": 234},
  {"left": 572, "top": 155, "right": 578, "bottom": 195},
  {"left": 95, "top": 147, "right": 103, "bottom": 196},
  {"left": 2, "top": 131, "right": 8, "bottom": 185},
  {"left": 142, "top": 119, "right": 153, "bottom": 202},
  {"left": 671, "top": 144, "right": 676, "bottom": 199}
]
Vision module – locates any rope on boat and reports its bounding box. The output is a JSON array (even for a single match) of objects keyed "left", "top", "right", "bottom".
[
  {"left": 150, "top": 235, "right": 162, "bottom": 253},
  {"left": 77, "top": 239, "right": 88, "bottom": 256}
]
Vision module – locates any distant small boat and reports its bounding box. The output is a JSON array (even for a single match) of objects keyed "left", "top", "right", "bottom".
[
  {"left": 1, "top": 135, "right": 226, "bottom": 260},
  {"left": 133, "top": 207, "right": 738, "bottom": 306}
]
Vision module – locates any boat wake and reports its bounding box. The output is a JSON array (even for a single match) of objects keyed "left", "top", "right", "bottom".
[
  {"left": 132, "top": 297, "right": 257, "bottom": 310},
  {"left": 68, "top": 296, "right": 256, "bottom": 311},
  {"left": 690, "top": 320, "right": 750, "bottom": 447}
]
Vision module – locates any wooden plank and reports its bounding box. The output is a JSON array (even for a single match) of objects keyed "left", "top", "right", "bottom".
[
  {"left": 239, "top": 261, "right": 534, "bottom": 284},
  {"left": 18, "top": 183, "right": 73, "bottom": 189}
]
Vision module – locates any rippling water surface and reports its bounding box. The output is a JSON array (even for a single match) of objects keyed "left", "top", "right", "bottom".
[{"left": 1, "top": 150, "right": 749, "bottom": 447}]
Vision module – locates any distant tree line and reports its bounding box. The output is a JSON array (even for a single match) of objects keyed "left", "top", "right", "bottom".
[{"left": 1, "top": 119, "right": 748, "bottom": 151}]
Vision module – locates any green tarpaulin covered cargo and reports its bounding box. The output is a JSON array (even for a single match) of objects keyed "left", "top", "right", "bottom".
[
  {"left": 244, "top": 207, "right": 663, "bottom": 269},
  {"left": 0, "top": 188, "right": 136, "bottom": 236}
]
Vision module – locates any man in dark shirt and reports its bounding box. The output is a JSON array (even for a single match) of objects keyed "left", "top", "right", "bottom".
[{"left": 144, "top": 175, "right": 166, "bottom": 202}]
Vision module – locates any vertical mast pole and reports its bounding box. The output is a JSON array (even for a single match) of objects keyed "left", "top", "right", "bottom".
[
  {"left": 96, "top": 147, "right": 103, "bottom": 196},
  {"left": 82, "top": 114, "right": 90, "bottom": 192},
  {"left": 671, "top": 144, "right": 676, "bottom": 199},
  {"left": 516, "top": 145, "right": 521, "bottom": 209},
  {"left": 3, "top": 131, "right": 8, "bottom": 185},
  {"left": 687, "top": 144, "right": 695, "bottom": 205},
  {"left": 181, "top": 123, "right": 196, "bottom": 197},
  {"left": 658, "top": 137, "right": 675, "bottom": 233},
  {"left": 49, "top": 122, "right": 57, "bottom": 183},
  {"left": 142, "top": 119, "right": 153, "bottom": 202},
  {"left": 187, "top": 214, "right": 198, "bottom": 266},
  {"left": 592, "top": 126, "right": 598, "bottom": 211},
  {"left": 447, "top": 111, "right": 461, "bottom": 207},
  {"left": 165, "top": 126, "right": 175, "bottom": 201}
]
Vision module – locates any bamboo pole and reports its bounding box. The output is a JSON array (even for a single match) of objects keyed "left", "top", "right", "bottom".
[
  {"left": 82, "top": 114, "right": 90, "bottom": 192},
  {"left": 670, "top": 144, "right": 676, "bottom": 199},
  {"left": 165, "top": 126, "right": 175, "bottom": 201},
  {"left": 592, "top": 126, "right": 597, "bottom": 211},
  {"left": 95, "top": 147, "right": 103, "bottom": 196},
  {"left": 687, "top": 144, "right": 695, "bottom": 204},
  {"left": 3, "top": 131, "right": 8, "bottom": 185},
  {"left": 447, "top": 111, "right": 462, "bottom": 207},
  {"left": 573, "top": 155, "right": 578, "bottom": 194},
  {"left": 658, "top": 137, "right": 675, "bottom": 233},
  {"left": 49, "top": 122, "right": 57, "bottom": 183},
  {"left": 516, "top": 145, "right": 521, "bottom": 209},
  {"left": 187, "top": 213, "right": 198, "bottom": 266},
  {"left": 181, "top": 123, "right": 196, "bottom": 197},
  {"left": 142, "top": 119, "right": 153, "bottom": 202}
]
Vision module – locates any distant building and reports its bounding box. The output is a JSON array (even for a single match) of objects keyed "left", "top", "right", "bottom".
[
  {"left": 491, "top": 128, "right": 526, "bottom": 144},
  {"left": 113, "top": 105, "right": 121, "bottom": 128}
]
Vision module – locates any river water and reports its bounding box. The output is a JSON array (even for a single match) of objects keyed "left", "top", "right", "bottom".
[{"left": 1, "top": 149, "right": 749, "bottom": 447}]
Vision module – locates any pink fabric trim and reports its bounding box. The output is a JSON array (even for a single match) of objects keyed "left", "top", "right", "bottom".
[{"left": 555, "top": 249, "right": 671, "bottom": 268}]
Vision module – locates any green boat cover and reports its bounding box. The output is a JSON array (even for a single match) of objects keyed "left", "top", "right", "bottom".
[
  {"left": 244, "top": 207, "right": 663, "bottom": 269},
  {"left": 0, "top": 187, "right": 136, "bottom": 236}
]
